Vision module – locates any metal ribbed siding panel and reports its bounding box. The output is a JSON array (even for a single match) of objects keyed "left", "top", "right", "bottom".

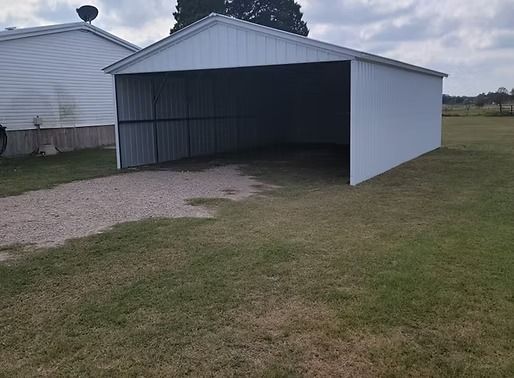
[
  {"left": 215, "top": 118, "right": 238, "bottom": 152},
  {"left": 350, "top": 60, "right": 443, "bottom": 185},
  {"left": 119, "top": 122, "right": 155, "bottom": 167},
  {"left": 117, "top": 76, "right": 153, "bottom": 121},
  {"left": 116, "top": 75, "right": 156, "bottom": 167},
  {"left": 188, "top": 75, "right": 217, "bottom": 155},
  {"left": 188, "top": 120, "right": 215, "bottom": 156},
  {"left": 157, "top": 121, "right": 189, "bottom": 161},
  {"left": 118, "top": 22, "right": 351, "bottom": 75}
]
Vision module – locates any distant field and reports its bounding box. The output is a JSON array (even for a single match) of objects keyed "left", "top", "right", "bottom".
[
  {"left": 444, "top": 116, "right": 514, "bottom": 152},
  {"left": 444, "top": 104, "right": 514, "bottom": 117}
]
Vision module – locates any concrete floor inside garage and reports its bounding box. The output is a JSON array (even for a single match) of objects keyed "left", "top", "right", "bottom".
[{"left": 116, "top": 61, "right": 351, "bottom": 177}]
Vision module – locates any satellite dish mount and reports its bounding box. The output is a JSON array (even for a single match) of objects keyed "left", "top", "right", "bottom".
[{"left": 76, "top": 5, "right": 99, "bottom": 24}]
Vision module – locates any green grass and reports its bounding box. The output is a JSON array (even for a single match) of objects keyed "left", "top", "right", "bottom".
[
  {"left": 0, "top": 148, "right": 117, "bottom": 197},
  {"left": 1, "top": 117, "right": 514, "bottom": 376}
]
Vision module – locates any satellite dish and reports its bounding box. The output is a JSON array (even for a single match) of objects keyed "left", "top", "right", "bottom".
[{"left": 76, "top": 5, "right": 98, "bottom": 24}]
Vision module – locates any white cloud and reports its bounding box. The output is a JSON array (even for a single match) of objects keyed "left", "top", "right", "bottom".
[
  {"left": 1, "top": 0, "right": 513, "bottom": 95},
  {"left": 298, "top": 0, "right": 514, "bottom": 94},
  {"left": 0, "top": 0, "right": 173, "bottom": 46}
]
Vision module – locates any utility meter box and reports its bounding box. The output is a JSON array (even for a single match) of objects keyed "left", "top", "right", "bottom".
[{"left": 33, "top": 116, "right": 42, "bottom": 127}]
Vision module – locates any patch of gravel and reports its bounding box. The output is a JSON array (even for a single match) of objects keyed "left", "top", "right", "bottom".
[{"left": 0, "top": 165, "right": 263, "bottom": 249}]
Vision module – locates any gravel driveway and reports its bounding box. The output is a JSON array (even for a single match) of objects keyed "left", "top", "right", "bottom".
[{"left": 0, "top": 165, "right": 263, "bottom": 248}]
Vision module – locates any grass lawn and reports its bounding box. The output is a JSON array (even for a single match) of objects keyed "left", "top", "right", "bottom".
[
  {"left": 0, "top": 148, "right": 117, "bottom": 197},
  {"left": 1, "top": 117, "right": 513, "bottom": 376}
]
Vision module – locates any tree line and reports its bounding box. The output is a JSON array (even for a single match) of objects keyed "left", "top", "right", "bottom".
[
  {"left": 444, "top": 87, "right": 514, "bottom": 109},
  {"left": 171, "top": 0, "right": 308, "bottom": 36}
]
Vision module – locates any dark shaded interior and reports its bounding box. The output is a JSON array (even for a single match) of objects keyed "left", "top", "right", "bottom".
[
  {"left": 154, "top": 144, "right": 350, "bottom": 185},
  {"left": 116, "top": 61, "right": 351, "bottom": 173}
]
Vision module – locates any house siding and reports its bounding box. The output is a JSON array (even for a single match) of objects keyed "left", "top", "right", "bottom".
[{"left": 0, "top": 29, "right": 134, "bottom": 132}]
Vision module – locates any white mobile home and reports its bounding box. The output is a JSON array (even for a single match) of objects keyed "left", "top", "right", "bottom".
[
  {"left": 105, "top": 14, "right": 447, "bottom": 185},
  {"left": 0, "top": 22, "right": 139, "bottom": 156}
]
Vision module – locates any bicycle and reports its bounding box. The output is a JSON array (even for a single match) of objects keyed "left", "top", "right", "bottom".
[{"left": 0, "top": 124, "right": 7, "bottom": 156}]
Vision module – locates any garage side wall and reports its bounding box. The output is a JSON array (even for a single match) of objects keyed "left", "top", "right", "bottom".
[{"left": 350, "top": 60, "right": 443, "bottom": 185}]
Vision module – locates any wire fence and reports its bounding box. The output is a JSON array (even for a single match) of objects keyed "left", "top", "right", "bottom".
[{"left": 443, "top": 104, "right": 514, "bottom": 117}]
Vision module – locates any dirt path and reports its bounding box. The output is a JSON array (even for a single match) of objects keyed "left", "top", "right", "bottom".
[{"left": 0, "top": 165, "right": 262, "bottom": 249}]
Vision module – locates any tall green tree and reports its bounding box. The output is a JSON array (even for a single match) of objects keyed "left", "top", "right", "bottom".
[
  {"left": 171, "top": 0, "right": 225, "bottom": 33},
  {"left": 171, "top": 0, "right": 309, "bottom": 36},
  {"left": 496, "top": 87, "right": 509, "bottom": 113},
  {"left": 226, "top": 0, "right": 309, "bottom": 36}
]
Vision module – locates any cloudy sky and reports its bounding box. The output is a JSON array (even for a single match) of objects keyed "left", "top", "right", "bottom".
[{"left": 1, "top": 0, "right": 513, "bottom": 95}]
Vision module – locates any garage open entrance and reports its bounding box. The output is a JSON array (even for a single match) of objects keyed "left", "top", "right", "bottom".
[{"left": 115, "top": 61, "right": 351, "bottom": 175}]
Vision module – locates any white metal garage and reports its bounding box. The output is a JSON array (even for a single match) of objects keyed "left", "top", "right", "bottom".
[{"left": 104, "top": 13, "right": 447, "bottom": 185}]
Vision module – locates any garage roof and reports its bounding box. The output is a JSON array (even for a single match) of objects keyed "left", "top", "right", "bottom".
[
  {"left": 0, "top": 22, "right": 139, "bottom": 52},
  {"left": 104, "top": 13, "right": 447, "bottom": 78}
]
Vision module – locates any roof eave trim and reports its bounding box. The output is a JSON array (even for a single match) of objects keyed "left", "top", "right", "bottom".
[
  {"left": 355, "top": 56, "right": 448, "bottom": 78},
  {"left": 85, "top": 24, "right": 140, "bottom": 52},
  {"left": 0, "top": 23, "right": 80, "bottom": 42},
  {"left": 0, "top": 22, "right": 139, "bottom": 52}
]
